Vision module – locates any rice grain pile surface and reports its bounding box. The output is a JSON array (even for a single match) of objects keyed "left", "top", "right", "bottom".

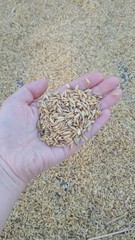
[
  {"left": 0, "top": 0, "right": 135, "bottom": 239},
  {"left": 38, "top": 85, "right": 101, "bottom": 147}
]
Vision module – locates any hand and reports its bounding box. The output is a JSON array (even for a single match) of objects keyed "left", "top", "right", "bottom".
[{"left": 0, "top": 73, "right": 122, "bottom": 186}]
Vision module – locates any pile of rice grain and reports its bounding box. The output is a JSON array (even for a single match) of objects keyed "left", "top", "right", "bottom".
[{"left": 37, "top": 84, "right": 102, "bottom": 147}]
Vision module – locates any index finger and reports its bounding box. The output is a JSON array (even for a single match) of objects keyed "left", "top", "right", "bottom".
[
  {"left": 31, "top": 72, "right": 104, "bottom": 108},
  {"left": 56, "top": 72, "right": 104, "bottom": 93}
]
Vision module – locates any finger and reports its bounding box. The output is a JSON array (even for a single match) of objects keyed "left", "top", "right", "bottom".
[
  {"left": 101, "top": 88, "right": 122, "bottom": 110},
  {"left": 32, "top": 72, "right": 103, "bottom": 107},
  {"left": 92, "top": 76, "right": 119, "bottom": 96},
  {"left": 84, "top": 109, "right": 111, "bottom": 138},
  {"left": 56, "top": 72, "right": 104, "bottom": 93},
  {"left": 12, "top": 78, "right": 48, "bottom": 104}
]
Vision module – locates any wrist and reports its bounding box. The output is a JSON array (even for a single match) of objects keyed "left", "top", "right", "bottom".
[
  {"left": 0, "top": 155, "right": 25, "bottom": 194},
  {"left": 0, "top": 155, "right": 25, "bottom": 233}
]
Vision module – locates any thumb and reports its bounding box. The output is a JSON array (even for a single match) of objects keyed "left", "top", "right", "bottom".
[{"left": 12, "top": 78, "right": 48, "bottom": 104}]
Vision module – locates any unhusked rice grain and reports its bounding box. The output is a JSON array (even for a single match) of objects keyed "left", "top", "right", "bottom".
[{"left": 37, "top": 85, "right": 102, "bottom": 147}]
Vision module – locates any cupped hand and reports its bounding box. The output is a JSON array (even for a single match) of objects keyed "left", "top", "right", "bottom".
[{"left": 0, "top": 73, "right": 122, "bottom": 185}]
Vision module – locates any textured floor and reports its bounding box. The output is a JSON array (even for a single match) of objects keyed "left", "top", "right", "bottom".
[{"left": 0, "top": 0, "right": 135, "bottom": 239}]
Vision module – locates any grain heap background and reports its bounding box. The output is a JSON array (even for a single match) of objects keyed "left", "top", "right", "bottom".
[{"left": 0, "top": 0, "right": 135, "bottom": 239}]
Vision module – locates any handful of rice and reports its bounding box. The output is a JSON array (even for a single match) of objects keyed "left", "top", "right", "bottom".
[{"left": 37, "top": 84, "right": 102, "bottom": 147}]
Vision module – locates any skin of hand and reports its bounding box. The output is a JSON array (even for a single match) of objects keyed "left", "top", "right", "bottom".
[{"left": 0, "top": 72, "right": 122, "bottom": 187}]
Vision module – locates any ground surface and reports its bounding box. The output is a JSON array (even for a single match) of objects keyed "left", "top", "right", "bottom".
[{"left": 0, "top": 0, "right": 135, "bottom": 239}]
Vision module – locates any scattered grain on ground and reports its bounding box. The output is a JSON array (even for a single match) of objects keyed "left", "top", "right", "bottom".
[{"left": 0, "top": 0, "right": 135, "bottom": 239}]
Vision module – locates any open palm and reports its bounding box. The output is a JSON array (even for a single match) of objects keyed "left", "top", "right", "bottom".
[{"left": 0, "top": 73, "right": 122, "bottom": 185}]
